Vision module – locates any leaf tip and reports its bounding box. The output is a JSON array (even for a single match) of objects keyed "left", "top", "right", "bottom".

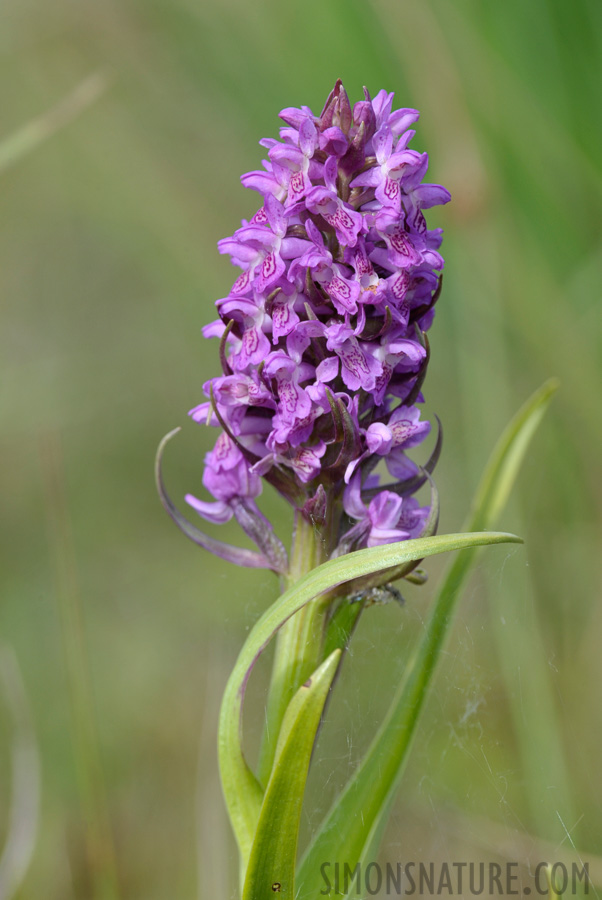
[
  {"left": 495, "top": 531, "right": 523, "bottom": 544},
  {"left": 543, "top": 376, "right": 560, "bottom": 393},
  {"left": 537, "top": 376, "right": 560, "bottom": 407}
]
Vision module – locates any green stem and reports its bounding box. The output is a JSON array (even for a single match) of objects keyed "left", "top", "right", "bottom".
[{"left": 257, "top": 512, "right": 328, "bottom": 784}]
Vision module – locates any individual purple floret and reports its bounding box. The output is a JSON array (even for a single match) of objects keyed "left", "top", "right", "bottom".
[
  {"left": 342, "top": 473, "right": 430, "bottom": 549},
  {"left": 160, "top": 80, "right": 450, "bottom": 572}
]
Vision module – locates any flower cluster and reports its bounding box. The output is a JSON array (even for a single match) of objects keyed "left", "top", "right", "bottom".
[{"left": 185, "top": 81, "right": 450, "bottom": 569}]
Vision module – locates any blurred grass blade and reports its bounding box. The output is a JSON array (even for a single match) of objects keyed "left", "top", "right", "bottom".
[
  {"left": 242, "top": 651, "right": 340, "bottom": 900},
  {"left": 297, "top": 381, "right": 555, "bottom": 898},
  {"left": 40, "top": 431, "right": 120, "bottom": 900},
  {"left": 218, "top": 530, "right": 520, "bottom": 871},
  {"left": 0, "top": 647, "right": 41, "bottom": 900},
  {"left": 0, "top": 73, "right": 108, "bottom": 175}
]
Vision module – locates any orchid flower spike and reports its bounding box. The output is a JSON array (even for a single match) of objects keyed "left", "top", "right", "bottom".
[{"left": 159, "top": 80, "right": 450, "bottom": 573}]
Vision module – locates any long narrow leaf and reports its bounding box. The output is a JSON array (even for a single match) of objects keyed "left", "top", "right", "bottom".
[
  {"left": 466, "top": 379, "right": 559, "bottom": 532},
  {"left": 297, "top": 380, "right": 556, "bottom": 898},
  {"left": 242, "top": 651, "right": 341, "bottom": 900},
  {"left": 218, "top": 530, "right": 521, "bottom": 870}
]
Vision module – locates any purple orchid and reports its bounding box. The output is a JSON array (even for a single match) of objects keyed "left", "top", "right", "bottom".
[
  {"left": 351, "top": 125, "right": 423, "bottom": 215},
  {"left": 159, "top": 80, "right": 450, "bottom": 570},
  {"left": 268, "top": 118, "right": 321, "bottom": 210},
  {"left": 345, "top": 404, "right": 431, "bottom": 482},
  {"left": 305, "top": 157, "right": 364, "bottom": 248},
  {"left": 342, "top": 473, "right": 429, "bottom": 549},
  {"left": 185, "top": 432, "right": 262, "bottom": 523}
]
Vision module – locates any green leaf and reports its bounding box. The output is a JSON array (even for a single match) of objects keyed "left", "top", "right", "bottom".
[
  {"left": 466, "top": 378, "right": 559, "bottom": 532},
  {"left": 242, "top": 651, "right": 341, "bottom": 900},
  {"left": 322, "top": 597, "right": 365, "bottom": 662},
  {"left": 218, "top": 530, "right": 521, "bottom": 873},
  {"left": 297, "top": 380, "right": 556, "bottom": 898}
]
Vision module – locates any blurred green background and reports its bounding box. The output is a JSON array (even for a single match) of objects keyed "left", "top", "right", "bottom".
[{"left": 1, "top": 0, "right": 601, "bottom": 897}]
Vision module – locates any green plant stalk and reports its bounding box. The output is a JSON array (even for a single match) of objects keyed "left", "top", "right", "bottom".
[
  {"left": 257, "top": 511, "right": 329, "bottom": 784},
  {"left": 218, "top": 531, "right": 519, "bottom": 877},
  {"left": 297, "top": 380, "right": 558, "bottom": 897},
  {"left": 298, "top": 547, "right": 484, "bottom": 894},
  {"left": 243, "top": 651, "right": 341, "bottom": 900}
]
